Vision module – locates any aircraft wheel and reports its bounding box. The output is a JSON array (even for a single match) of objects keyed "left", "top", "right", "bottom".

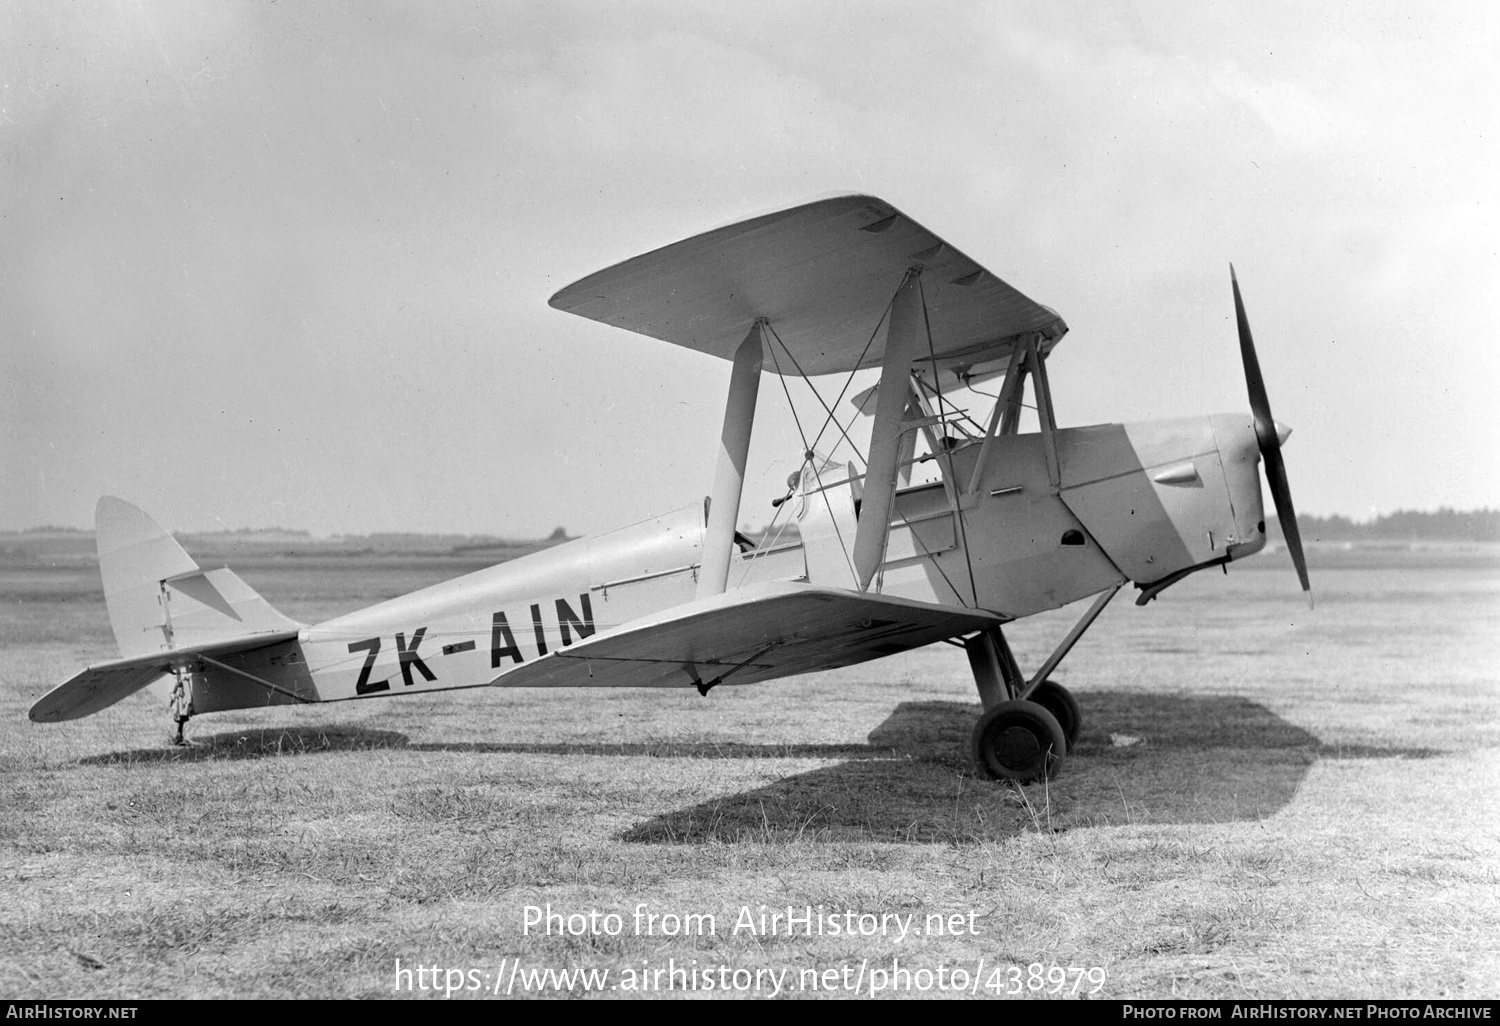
[
  {"left": 1028, "top": 679, "right": 1081, "bottom": 751},
  {"left": 971, "top": 700, "right": 1066, "bottom": 783}
]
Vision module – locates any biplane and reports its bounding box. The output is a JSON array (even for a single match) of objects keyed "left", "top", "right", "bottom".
[{"left": 29, "top": 194, "right": 1310, "bottom": 782}]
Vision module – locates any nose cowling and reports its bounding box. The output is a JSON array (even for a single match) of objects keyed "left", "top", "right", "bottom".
[{"left": 1210, "top": 413, "right": 1269, "bottom": 560}]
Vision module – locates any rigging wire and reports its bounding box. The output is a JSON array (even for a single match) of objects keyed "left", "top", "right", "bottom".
[
  {"left": 798, "top": 282, "right": 898, "bottom": 458},
  {"left": 732, "top": 502, "right": 795, "bottom": 588},
  {"left": 764, "top": 322, "right": 868, "bottom": 472},
  {"left": 763, "top": 324, "right": 860, "bottom": 585},
  {"left": 965, "top": 381, "right": 1038, "bottom": 418},
  {"left": 764, "top": 329, "right": 814, "bottom": 465},
  {"left": 884, "top": 502, "right": 969, "bottom": 606},
  {"left": 760, "top": 270, "right": 909, "bottom": 473},
  {"left": 918, "top": 275, "right": 980, "bottom": 608}
]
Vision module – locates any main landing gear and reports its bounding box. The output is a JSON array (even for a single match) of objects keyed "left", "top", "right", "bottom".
[{"left": 964, "top": 585, "right": 1118, "bottom": 782}]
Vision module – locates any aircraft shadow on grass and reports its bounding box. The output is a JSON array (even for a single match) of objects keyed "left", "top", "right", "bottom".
[
  {"left": 615, "top": 694, "right": 1444, "bottom": 844},
  {"left": 82, "top": 692, "right": 1441, "bottom": 843},
  {"left": 80, "top": 725, "right": 413, "bottom": 764}
]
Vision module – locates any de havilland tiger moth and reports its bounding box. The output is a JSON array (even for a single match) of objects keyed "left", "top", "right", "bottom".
[{"left": 29, "top": 194, "right": 1311, "bottom": 782}]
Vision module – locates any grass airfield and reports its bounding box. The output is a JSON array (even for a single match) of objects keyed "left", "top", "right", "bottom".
[{"left": 2, "top": 539, "right": 1497, "bottom": 1000}]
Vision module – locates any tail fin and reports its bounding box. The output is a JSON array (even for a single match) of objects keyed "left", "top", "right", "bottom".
[
  {"left": 29, "top": 499, "right": 306, "bottom": 723},
  {"left": 96, "top": 496, "right": 301, "bottom": 658}
]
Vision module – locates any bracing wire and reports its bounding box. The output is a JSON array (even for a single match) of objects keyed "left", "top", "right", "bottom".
[
  {"left": 756, "top": 273, "right": 921, "bottom": 587},
  {"left": 763, "top": 327, "right": 860, "bottom": 585},
  {"left": 917, "top": 275, "right": 980, "bottom": 608},
  {"left": 761, "top": 270, "right": 908, "bottom": 472},
  {"left": 965, "top": 381, "right": 1040, "bottom": 421},
  {"left": 764, "top": 331, "right": 813, "bottom": 463},
  {"left": 764, "top": 322, "right": 868, "bottom": 472},
  {"left": 884, "top": 503, "right": 969, "bottom": 606}
]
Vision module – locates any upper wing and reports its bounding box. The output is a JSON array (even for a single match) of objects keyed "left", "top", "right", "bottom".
[
  {"left": 548, "top": 194, "right": 1065, "bottom": 379},
  {"left": 28, "top": 630, "right": 302, "bottom": 722},
  {"left": 489, "top": 582, "right": 999, "bottom": 689}
]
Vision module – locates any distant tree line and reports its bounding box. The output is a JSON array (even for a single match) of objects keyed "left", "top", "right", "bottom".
[
  {"left": 1280, "top": 508, "right": 1500, "bottom": 542},
  {"left": 17, "top": 509, "right": 1500, "bottom": 544}
]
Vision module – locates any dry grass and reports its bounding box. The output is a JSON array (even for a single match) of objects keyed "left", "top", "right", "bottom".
[{"left": 2, "top": 546, "right": 1497, "bottom": 999}]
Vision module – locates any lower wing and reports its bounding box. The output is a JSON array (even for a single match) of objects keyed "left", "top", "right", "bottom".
[{"left": 490, "top": 583, "right": 1000, "bottom": 689}]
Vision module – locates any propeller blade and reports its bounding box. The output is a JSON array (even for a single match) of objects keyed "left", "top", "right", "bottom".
[
  {"left": 1262, "top": 437, "right": 1312, "bottom": 604},
  {"left": 1231, "top": 265, "right": 1312, "bottom": 607}
]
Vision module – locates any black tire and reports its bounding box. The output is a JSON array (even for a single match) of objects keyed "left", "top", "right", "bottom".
[
  {"left": 970, "top": 700, "right": 1067, "bottom": 782},
  {"left": 1028, "top": 679, "right": 1081, "bottom": 751}
]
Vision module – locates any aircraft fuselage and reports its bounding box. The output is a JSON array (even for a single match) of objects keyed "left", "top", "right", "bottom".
[{"left": 183, "top": 412, "right": 1267, "bottom": 714}]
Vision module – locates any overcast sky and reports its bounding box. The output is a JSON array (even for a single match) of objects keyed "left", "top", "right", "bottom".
[{"left": 3, "top": 1, "right": 1496, "bottom": 537}]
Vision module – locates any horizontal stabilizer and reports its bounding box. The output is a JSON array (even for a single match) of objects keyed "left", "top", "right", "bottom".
[
  {"left": 28, "top": 629, "right": 302, "bottom": 722},
  {"left": 550, "top": 194, "right": 1065, "bottom": 379},
  {"left": 490, "top": 582, "right": 999, "bottom": 690},
  {"left": 31, "top": 497, "right": 310, "bottom": 723}
]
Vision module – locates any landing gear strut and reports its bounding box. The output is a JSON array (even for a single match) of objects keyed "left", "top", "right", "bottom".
[{"left": 964, "top": 585, "right": 1119, "bottom": 781}]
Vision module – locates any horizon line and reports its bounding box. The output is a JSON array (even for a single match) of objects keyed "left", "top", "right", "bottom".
[{"left": 7, "top": 505, "right": 1500, "bottom": 540}]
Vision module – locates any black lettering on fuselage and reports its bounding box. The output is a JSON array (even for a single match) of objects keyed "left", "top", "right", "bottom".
[
  {"left": 491, "top": 611, "right": 524, "bottom": 667},
  {"left": 348, "top": 637, "right": 389, "bottom": 694},
  {"left": 556, "top": 593, "right": 596, "bottom": 647},
  {"left": 530, "top": 603, "right": 548, "bottom": 657},
  {"left": 394, "top": 628, "right": 437, "bottom": 687}
]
